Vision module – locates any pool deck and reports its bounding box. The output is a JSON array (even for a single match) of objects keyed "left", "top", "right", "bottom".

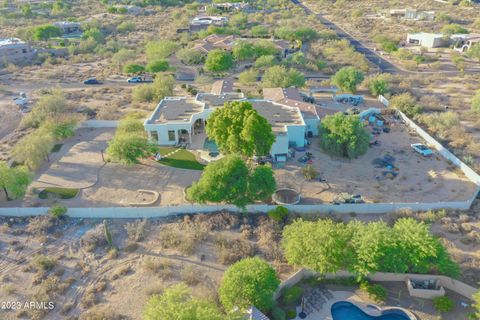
[{"left": 295, "top": 291, "right": 417, "bottom": 320}]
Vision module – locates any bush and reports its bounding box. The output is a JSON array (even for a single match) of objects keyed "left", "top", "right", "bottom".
[
  {"left": 205, "top": 49, "right": 234, "bottom": 72},
  {"left": 238, "top": 69, "right": 259, "bottom": 85},
  {"left": 389, "top": 93, "right": 422, "bottom": 118},
  {"left": 472, "top": 90, "right": 480, "bottom": 114},
  {"left": 331, "top": 67, "right": 364, "bottom": 93},
  {"left": 301, "top": 164, "right": 318, "bottom": 180},
  {"left": 177, "top": 48, "right": 205, "bottom": 65},
  {"left": 268, "top": 206, "right": 289, "bottom": 223},
  {"left": 282, "top": 286, "right": 303, "bottom": 306},
  {"left": 360, "top": 282, "right": 387, "bottom": 303},
  {"left": 433, "top": 296, "right": 455, "bottom": 313},
  {"left": 271, "top": 306, "right": 286, "bottom": 320},
  {"left": 32, "top": 254, "right": 56, "bottom": 271},
  {"left": 146, "top": 60, "right": 169, "bottom": 73},
  {"left": 286, "top": 309, "right": 297, "bottom": 319},
  {"left": 262, "top": 65, "right": 305, "bottom": 88},
  {"left": 48, "top": 204, "right": 67, "bottom": 219}
]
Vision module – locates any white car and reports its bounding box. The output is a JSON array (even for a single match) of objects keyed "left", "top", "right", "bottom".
[{"left": 411, "top": 143, "right": 433, "bottom": 157}]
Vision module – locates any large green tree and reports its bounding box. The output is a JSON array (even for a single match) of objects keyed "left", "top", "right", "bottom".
[
  {"left": 21, "top": 89, "right": 68, "bottom": 128},
  {"left": 262, "top": 65, "right": 305, "bottom": 88},
  {"left": 206, "top": 101, "right": 275, "bottom": 157},
  {"left": 219, "top": 257, "right": 280, "bottom": 313},
  {"left": 205, "top": 49, "right": 234, "bottom": 72},
  {"left": 0, "top": 162, "right": 32, "bottom": 201},
  {"left": 143, "top": 283, "right": 224, "bottom": 320},
  {"left": 282, "top": 219, "right": 351, "bottom": 274},
  {"left": 331, "top": 67, "right": 365, "bottom": 93},
  {"left": 281, "top": 218, "right": 459, "bottom": 278},
  {"left": 319, "top": 113, "right": 370, "bottom": 159},
  {"left": 187, "top": 155, "right": 276, "bottom": 208},
  {"left": 32, "top": 25, "right": 62, "bottom": 41},
  {"left": 12, "top": 131, "right": 54, "bottom": 170},
  {"left": 106, "top": 116, "right": 153, "bottom": 164}
]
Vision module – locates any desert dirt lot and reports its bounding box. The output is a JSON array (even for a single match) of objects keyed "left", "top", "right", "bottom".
[
  {"left": 0, "top": 210, "right": 478, "bottom": 320},
  {"left": 275, "top": 115, "right": 477, "bottom": 204}
]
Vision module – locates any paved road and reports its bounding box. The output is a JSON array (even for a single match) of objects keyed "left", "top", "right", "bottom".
[{"left": 291, "top": 0, "right": 402, "bottom": 74}]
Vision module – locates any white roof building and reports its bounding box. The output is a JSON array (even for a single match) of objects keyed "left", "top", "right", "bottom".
[
  {"left": 406, "top": 32, "right": 447, "bottom": 48},
  {"left": 0, "top": 38, "right": 36, "bottom": 66}
]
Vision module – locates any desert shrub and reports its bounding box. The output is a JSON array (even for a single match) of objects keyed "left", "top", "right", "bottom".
[
  {"left": 177, "top": 48, "right": 205, "bottom": 65},
  {"left": 48, "top": 204, "right": 67, "bottom": 219},
  {"left": 281, "top": 286, "right": 303, "bottom": 306},
  {"left": 125, "top": 219, "right": 147, "bottom": 242},
  {"left": 433, "top": 296, "right": 455, "bottom": 313},
  {"left": 27, "top": 216, "right": 54, "bottom": 235},
  {"left": 286, "top": 309, "right": 297, "bottom": 319},
  {"left": 180, "top": 265, "right": 202, "bottom": 286},
  {"left": 418, "top": 209, "right": 446, "bottom": 223},
  {"left": 32, "top": 254, "right": 56, "bottom": 272},
  {"left": 80, "top": 306, "right": 126, "bottom": 320},
  {"left": 472, "top": 90, "right": 480, "bottom": 114},
  {"left": 301, "top": 164, "right": 318, "bottom": 180},
  {"left": 215, "top": 236, "right": 255, "bottom": 265},
  {"left": 389, "top": 93, "right": 422, "bottom": 118},
  {"left": 256, "top": 218, "right": 283, "bottom": 261},
  {"left": 271, "top": 306, "right": 286, "bottom": 320},
  {"left": 268, "top": 206, "right": 289, "bottom": 224},
  {"left": 238, "top": 69, "right": 259, "bottom": 85},
  {"left": 360, "top": 282, "right": 387, "bottom": 303},
  {"left": 81, "top": 224, "right": 108, "bottom": 251}
]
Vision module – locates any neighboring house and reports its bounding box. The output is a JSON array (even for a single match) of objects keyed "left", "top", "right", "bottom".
[
  {"left": 0, "top": 38, "right": 36, "bottom": 66},
  {"left": 246, "top": 306, "right": 270, "bottom": 320},
  {"left": 53, "top": 21, "right": 82, "bottom": 35},
  {"left": 263, "top": 87, "right": 336, "bottom": 137},
  {"left": 452, "top": 34, "right": 480, "bottom": 52},
  {"left": 211, "top": 77, "right": 236, "bottom": 95},
  {"left": 406, "top": 32, "right": 447, "bottom": 48},
  {"left": 144, "top": 84, "right": 319, "bottom": 161},
  {"left": 390, "top": 9, "right": 435, "bottom": 21},
  {"left": 192, "top": 34, "right": 237, "bottom": 54},
  {"left": 205, "top": 2, "right": 249, "bottom": 12},
  {"left": 191, "top": 35, "right": 296, "bottom": 58},
  {"left": 190, "top": 16, "right": 229, "bottom": 31}
]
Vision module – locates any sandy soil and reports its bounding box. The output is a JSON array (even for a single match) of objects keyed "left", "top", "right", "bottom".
[{"left": 275, "top": 115, "right": 477, "bottom": 204}]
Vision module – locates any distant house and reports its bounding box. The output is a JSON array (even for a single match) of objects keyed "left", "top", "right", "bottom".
[
  {"left": 390, "top": 9, "right": 435, "bottom": 21},
  {"left": 206, "top": 2, "right": 249, "bottom": 12},
  {"left": 190, "top": 16, "right": 229, "bottom": 31},
  {"left": 452, "top": 34, "right": 480, "bottom": 52},
  {"left": 211, "top": 77, "right": 236, "bottom": 95},
  {"left": 53, "top": 21, "right": 82, "bottom": 35},
  {"left": 192, "top": 34, "right": 237, "bottom": 54},
  {"left": 0, "top": 38, "right": 36, "bottom": 66},
  {"left": 406, "top": 32, "right": 447, "bottom": 48}
]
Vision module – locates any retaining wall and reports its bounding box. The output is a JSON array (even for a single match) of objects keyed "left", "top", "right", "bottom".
[
  {"left": 274, "top": 268, "right": 478, "bottom": 301},
  {"left": 0, "top": 199, "right": 475, "bottom": 218}
]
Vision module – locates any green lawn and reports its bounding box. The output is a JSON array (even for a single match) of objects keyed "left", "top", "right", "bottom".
[
  {"left": 157, "top": 147, "right": 205, "bottom": 170},
  {"left": 39, "top": 187, "right": 79, "bottom": 199}
]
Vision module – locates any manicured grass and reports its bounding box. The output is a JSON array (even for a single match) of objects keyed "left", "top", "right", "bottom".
[
  {"left": 51, "top": 144, "right": 63, "bottom": 152},
  {"left": 157, "top": 147, "right": 205, "bottom": 170},
  {"left": 39, "top": 187, "right": 79, "bottom": 199}
]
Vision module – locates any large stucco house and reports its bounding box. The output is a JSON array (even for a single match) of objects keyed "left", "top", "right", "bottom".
[
  {"left": 144, "top": 80, "right": 333, "bottom": 161},
  {"left": 0, "top": 38, "right": 36, "bottom": 66}
]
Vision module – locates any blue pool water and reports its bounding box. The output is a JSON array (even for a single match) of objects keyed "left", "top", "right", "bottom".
[
  {"left": 331, "top": 301, "right": 410, "bottom": 320},
  {"left": 203, "top": 138, "right": 219, "bottom": 152}
]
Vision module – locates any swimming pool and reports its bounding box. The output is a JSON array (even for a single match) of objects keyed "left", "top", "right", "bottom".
[
  {"left": 203, "top": 138, "right": 219, "bottom": 152},
  {"left": 331, "top": 301, "right": 411, "bottom": 320}
]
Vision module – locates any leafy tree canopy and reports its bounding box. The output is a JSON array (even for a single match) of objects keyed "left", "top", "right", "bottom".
[
  {"left": 0, "top": 162, "right": 32, "bottom": 201},
  {"left": 187, "top": 155, "right": 276, "bottom": 208},
  {"left": 205, "top": 49, "right": 234, "bottom": 72},
  {"left": 146, "top": 60, "right": 169, "bottom": 73},
  {"left": 123, "top": 63, "right": 145, "bottom": 74},
  {"left": 319, "top": 113, "right": 370, "bottom": 159},
  {"left": 32, "top": 25, "right": 62, "bottom": 41},
  {"left": 331, "top": 67, "right": 365, "bottom": 93},
  {"left": 143, "top": 283, "right": 225, "bottom": 320},
  {"left": 282, "top": 218, "right": 459, "bottom": 278},
  {"left": 219, "top": 257, "right": 280, "bottom": 313},
  {"left": 206, "top": 101, "right": 275, "bottom": 157},
  {"left": 262, "top": 65, "right": 305, "bottom": 88}
]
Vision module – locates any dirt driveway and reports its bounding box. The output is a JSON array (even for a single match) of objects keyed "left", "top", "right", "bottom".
[{"left": 23, "top": 127, "right": 200, "bottom": 207}]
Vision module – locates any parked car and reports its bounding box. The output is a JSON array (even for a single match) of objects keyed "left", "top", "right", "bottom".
[
  {"left": 127, "top": 76, "right": 148, "bottom": 83},
  {"left": 83, "top": 78, "right": 101, "bottom": 85},
  {"left": 411, "top": 143, "right": 433, "bottom": 157}
]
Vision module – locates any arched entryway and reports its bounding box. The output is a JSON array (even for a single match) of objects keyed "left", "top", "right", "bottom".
[{"left": 192, "top": 118, "right": 205, "bottom": 135}]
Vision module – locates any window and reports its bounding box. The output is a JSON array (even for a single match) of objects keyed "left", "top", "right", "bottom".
[
  {"left": 151, "top": 131, "right": 158, "bottom": 142},
  {"left": 168, "top": 130, "right": 175, "bottom": 141}
]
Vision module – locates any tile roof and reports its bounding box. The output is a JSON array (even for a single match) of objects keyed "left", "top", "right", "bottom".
[{"left": 211, "top": 78, "right": 235, "bottom": 95}]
